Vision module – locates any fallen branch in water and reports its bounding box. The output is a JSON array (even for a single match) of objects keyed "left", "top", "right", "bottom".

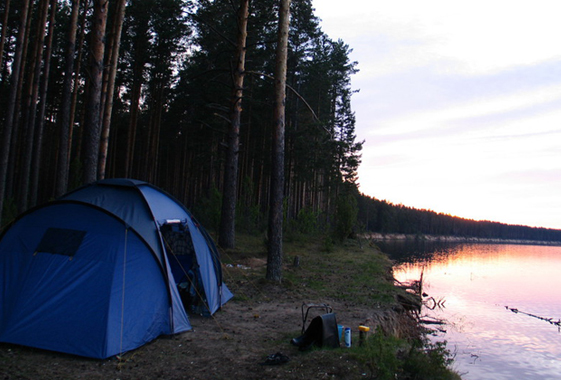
[
  {"left": 505, "top": 306, "right": 561, "bottom": 329},
  {"left": 419, "top": 316, "right": 445, "bottom": 325}
]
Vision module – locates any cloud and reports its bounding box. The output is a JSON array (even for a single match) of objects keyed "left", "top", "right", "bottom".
[
  {"left": 366, "top": 84, "right": 561, "bottom": 139},
  {"left": 495, "top": 169, "right": 561, "bottom": 185},
  {"left": 316, "top": 0, "right": 561, "bottom": 76}
]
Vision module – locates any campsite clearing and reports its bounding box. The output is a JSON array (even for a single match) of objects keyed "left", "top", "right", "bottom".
[{"left": 1, "top": 235, "right": 456, "bottom": 380}]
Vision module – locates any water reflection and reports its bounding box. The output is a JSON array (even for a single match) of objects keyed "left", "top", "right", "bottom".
[
  {"left": 377, "top": 239, "right": 465, "bottom": 264},
  {"left": 387, "top": 241, "right": 561, "bottom": 380}
]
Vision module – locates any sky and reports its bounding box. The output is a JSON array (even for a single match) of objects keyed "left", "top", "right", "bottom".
[{"left": 312, "top": 0, "right": 561, "bottom": 230}]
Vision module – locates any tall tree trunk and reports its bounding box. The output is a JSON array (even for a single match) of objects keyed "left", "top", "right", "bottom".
[
  {"left": 69, "top": 6, "right": 88, "bottom": 170},
  {"left": 125, "top": 84, "right": 139, "bottom": 178},
  {"left": 30, "top": 0, "right": 57, "bottom": 207},
  {"left": 55, "top": 0, "right": 81, "bottom": 197},
  {"left": 266, "top": 0, "right": 290, "bottom": 282},
  {"left": 82, "top": 0, "right": 108, "bottom": 184},
  {"left": 0, "top": 0, "right": 30, "bottom": 221},
  {"left": 145, "top": 87, "right": 163, "bottom": 183},
  {"left": 218, "top": 0, "right": 249, "bottom": 249},
  {"left": 5, "top": 4, "right": 32, "bottom": 204},
  {"left": 0, "top": 0, "right": 10, "bottom": 70},
  {"left": 19, "top": 0, "right": 50, "bottom": 212},
  {"left": 98, "top": 0, "right": 126, "bottom": 179}
]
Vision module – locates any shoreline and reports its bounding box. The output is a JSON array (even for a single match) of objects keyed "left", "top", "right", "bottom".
[{"left": 363, "top": 232, "right": 561, "bottom": 247}]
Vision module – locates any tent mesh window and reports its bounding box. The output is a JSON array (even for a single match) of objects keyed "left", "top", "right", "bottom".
[
  {"left": 161, "top": 223, "right": 208, "bottom": 315},
  {"left": 161, "top": 224, "right": 195, "bottom": 256},
  {"left": 36, "top": 228, "right": 87, "bottom": 257}
]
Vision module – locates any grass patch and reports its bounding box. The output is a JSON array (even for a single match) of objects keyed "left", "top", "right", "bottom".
[
  {"left": 222, "top": 233, "right": 461, "bottom": 380},
  {"left": 282, "top": 236, "right": 397, "bottom": 306},
  {"left": 349, "top": 328, "right": 461, "bottom": 380}
]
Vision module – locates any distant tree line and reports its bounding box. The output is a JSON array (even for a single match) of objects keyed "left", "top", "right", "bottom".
[{"left": 357, "top": 194, "right": 561, "bottom": 242}]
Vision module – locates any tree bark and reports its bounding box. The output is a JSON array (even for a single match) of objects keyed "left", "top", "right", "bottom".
[
  {"left": 82, "top": 0, "right": 108, "bottom": 184},
  {"left": 266, "top": 0, "right": 290, "bottom": 282},
  {"left": 218, "top": 0, "right": 250, "bottom": 249},
  {"left": 98, "top": 0, "right": 126, "bottom": 179},
  {"left": 55, "top": 0, "right": 81, "bottom": 197}
]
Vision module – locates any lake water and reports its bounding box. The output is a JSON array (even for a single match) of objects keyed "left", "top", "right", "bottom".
[{"left": 380, "top": 240, "right": 561, "bottom": 380}]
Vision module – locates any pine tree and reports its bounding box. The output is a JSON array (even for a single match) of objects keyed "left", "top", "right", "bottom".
[
  {"left": 0, "top": 0, "right": 31, "bottom": 222},
  {"left": 266, "top": 0, "right": 290, "bottom": 283},
  {"left": 82, "top": 0, "right": 109, "bottom": 184},
  {"left": 219, "top": 0, "right": 250, "bottom": 249},
  {"left": 55, "top": 0, "right": 82, "bottom": 197}
]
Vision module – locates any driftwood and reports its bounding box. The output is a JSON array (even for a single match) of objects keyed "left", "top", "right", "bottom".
[
  {"left": 395, "top": 273, "right": 448, "bottom": 330},
  {"left": 505, "top": 306, "right": 561, "bottom": 329},
  {"left": 419, "top": 316, "right": 445, "bottom": 325}
]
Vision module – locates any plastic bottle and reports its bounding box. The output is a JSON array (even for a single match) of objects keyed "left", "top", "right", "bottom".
[
  {"left": 344, "top": 327, "right": 351, "bottom": 347},
  {"left": 337, "top": 324, "right": 344, "bottom": 344}
]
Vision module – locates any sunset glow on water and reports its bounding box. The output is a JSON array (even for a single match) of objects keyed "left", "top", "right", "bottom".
[{"left": 392, "top": 244, "right": 561, "bottom": 380}]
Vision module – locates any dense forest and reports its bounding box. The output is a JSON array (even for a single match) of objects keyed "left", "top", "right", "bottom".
[
  {"left": 0, "top": 0, "right": 361, "bottom": 235},
  {"left": 1, "top": 0, "right": 559, "bottom": 246}
]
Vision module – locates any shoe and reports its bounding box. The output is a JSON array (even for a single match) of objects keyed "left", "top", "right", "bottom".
[{"left": 261, "top": 352, "right": 289, "bottom": 365}]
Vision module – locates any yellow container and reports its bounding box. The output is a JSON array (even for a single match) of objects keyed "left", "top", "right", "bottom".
[{"left": 358, "top": 325, "right": 370, "bottom": 346}]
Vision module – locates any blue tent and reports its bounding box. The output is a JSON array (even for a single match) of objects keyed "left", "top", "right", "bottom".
[{"left": 0, "top": 179, "right": 232, "bottom": 359}]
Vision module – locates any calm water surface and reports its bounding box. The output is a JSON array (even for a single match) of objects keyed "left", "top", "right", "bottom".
[{"left": 382, "top": 241, "right": 561, "bottom": 380}]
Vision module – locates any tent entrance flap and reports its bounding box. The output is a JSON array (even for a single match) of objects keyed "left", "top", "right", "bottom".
[{"left": 160, "top": 221, "right": 209, "bottom": 316}]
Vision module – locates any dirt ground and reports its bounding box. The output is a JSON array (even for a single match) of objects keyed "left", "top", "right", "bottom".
[
  {"left": 1, "top": 235, "right": 428, "bottom": 380},
  {"left": 1, "top": 277, "right": 386, "bottom": 380}
]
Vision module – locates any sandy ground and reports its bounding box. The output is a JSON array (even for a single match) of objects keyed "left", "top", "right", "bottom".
[{"left": 1, "top": 280, "right": 383, "bottom": 380}]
